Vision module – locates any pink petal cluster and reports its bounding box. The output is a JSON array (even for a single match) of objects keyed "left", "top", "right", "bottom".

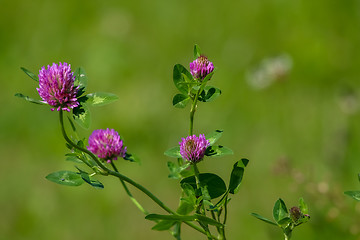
[
  {"left": 179, "top": 134, "right": 210, "bottom": 163},
  {"left": 189, "top": 56, "right": 214, "bottom": 80},
  {"left": 37, "top": 62, "right": 79, "bottom": 111},
  {"left": 87, "top": 128, "right": 127, "bottom": 162}
]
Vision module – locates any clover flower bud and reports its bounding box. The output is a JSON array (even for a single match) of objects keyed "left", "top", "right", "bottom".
[
  {"left": 190, "top": 56, "right": 214, "bottom": 80},
  {"left": 37, "top": 62, "right": 79, "bottom": 111},
  {"left": 179, "top": 134, "right": 210, "bottom": 163},
  {"left": 87, "top": 128, "right": 127, "bottom": 163},
  {"left": 289, "top": 206, "right": 302, "bottom": 222}
]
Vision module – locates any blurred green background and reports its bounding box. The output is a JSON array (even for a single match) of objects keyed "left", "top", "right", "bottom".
[{"left": 1, "top": 0, "right": 360, "bottom": 239}]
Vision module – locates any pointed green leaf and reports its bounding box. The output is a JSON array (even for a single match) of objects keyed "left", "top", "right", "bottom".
[
  {"left": 124, "top": 153, "right": 141, "bottom": 164},
  {"left": 167, "top": 161, "right": 180, "bottom": 179},
  {"left": 81, "top": 174, "right": 104, "bottom": 189},
  {"left": 76, "top": 167, "right": 104, "bottom": 189},
  {"left": 229, "top": 160, "right": 248, "bottom": 194},
  {"left": 273, "top": 198, "right": 289, "bottom": 223},
  {"left": 167, "top": 162, "right": 191, "bottom": 179},
  {"left": 180, "top": 173, "right": 227, "bottom": 199},
  {"left": 74, "top": 67, "right": 88, "bottom": 88},
  {"left": 195, "top": 214, "right": 223, "bottom": 227},
  {"left": 173, "top": 64, "right": 193, "bottom": 94},
  {"left": 173, "top": 94, "right": 190, "bottom": 108},
  {"left": 46, "top": 171, "right": 84, "bottom": 186},
  {"left": 171, "top": 223, "right": 181, "bottom": 240},
  {"left": 15, "top": 93, "right": 46, "bottom": 105},
  {"left": 278, "top": 217, "right": 291, "bottom": 227},
  {"left": 84, "top": 92, "right": 119, "bottom": 106},
  {"left": 177, "top": 186, "right": 196, "bottom": 216},
  {"left": 344, "top": 191, "right": 360, "bottom": 201},
  {"left": 299, "top": 198, "right": 309, "bottom": 215},
  {"left": 194, "top": 44, "right": 202, "bottom": 58},
  {"left": 198, "top": 86, "right": 221, "bottom": 102},
  {"left": 205, "top": 145, "right": 233, "bottom": 157},
  {"left": 65, "top": 155, "right": 84, "bottom": 163},
  {"left": 251, "top": 213, "right": 277, "bottom": 226},
  {"left": 73, "top": 104, "right": 91, "bottom": 129},
  {"left": 151, "top": 220, "right": 177, "bottom": 231},
  {"left": 20, "top": 67, "right": 39, "bottom": 82},
  {"left": 164, "top": 146, "right": 182, "bottom": 158},
  {"left": 238, "top": 158, "right": 250, "bottom": 168},
  {"left": 176, "top": 199, "right": 195, "bottom": 215},
  {"left": 205, "top": 130, "right": 223, "bottom": 146}
]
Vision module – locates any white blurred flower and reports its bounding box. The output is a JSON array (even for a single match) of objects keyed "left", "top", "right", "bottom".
[{"left": 246, "top": 54, "right": 292, "bottom": 90}]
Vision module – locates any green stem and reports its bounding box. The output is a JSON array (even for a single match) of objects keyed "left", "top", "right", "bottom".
[
  {"left": 59, "top": 111, "right": 214, "bottom": 238},
  {"left": 223, "top": 195, "right": 228, "bottom": 225},
  {"left": 59, "top": 111, "right": 108, "bottom": 173},
  {"left": 189, "top": 89, "right": 201, "bottom": 136},
  {"left": 110, "top": 161, "right": 149, "bottom": 215}
]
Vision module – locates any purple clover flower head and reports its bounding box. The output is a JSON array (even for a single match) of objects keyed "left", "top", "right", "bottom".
[
  {"left": 179, "top": 134, "right": 210, "bottom": 163},
  {"left": 37, "top": 62, "right": 79, "bottom": 112},
  {"left": 189, "top": 56, "right": 214, "bottom": 81},
  {"left": 87, "top": 128, "right": 127, "bottom": 163}
]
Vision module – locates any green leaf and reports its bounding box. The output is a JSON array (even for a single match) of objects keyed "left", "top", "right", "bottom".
[
  {"left": 46, "top": 171, "right": 84, "bottom": 186},
  {"left": 205, "top": 130, "right": 223, "bottom": 146},
  {"left": 151, "top": 220, "right": 177, "bottom": 231},
  {"left": 20, "top": 67, "right": 38, "bottom": 82},
  {"left": 178, "top": 183, "right": 196, "bottom": 214},
  {"left": 65, "top": 155, "right": 83, "bottom": 163},
  {"left": 229, "top": 160, "right": 248, "bottom": 194},
  {"left": 299, "top": 198, "right": 309, "bottom": 215},
  {"left": 196, "top": 214, "right": 223, "bottom": 227},
  {"left": 194, "top": 44, "right": 202, "bottom": 58},
  {"left": 278, "top": 217, "right": 291, "bottom": 227},
  {"left": 180, "top": 173, "right": 227, "bottom": 199},
  {"left": 145, "top": 214, "right": 223, "bottom": 227},
  {"left": 205, "top": 145, "right": 233, "bottom": 157},
  {"left": 251, "top": 213, "right": 277, "bottom": 226},
  {"left": 344, "top": 191, "right": 360, "bottom": 201},
  {"left": 177, "top": 199, "right": 195, "bottom": 215},
  {"left": 273, "top": 198, "right": 289, "bottom": 223},
  {"left": 164, "top": 146, "right": 182, "bottom": 158},
  {"left": 173, "top": 94, "right": 190, "bottom": 108},
  {"left": 74, "top": 67, "right": 88, "bottom": 88},
  {"left": 238, "top": 158, "right": 250, "bottom": 168},
  {"left": 167, "top": 161, "right": 180, "bottom": 179},
  {"left": 198, "top": 86, "right": 221, "bottom": 102},
  {"left": 84, "top": 92, "right": 119, "bottom": 106},
  {"left": 173, "top": 64, "right": 193, "bottom": 95},
  {"left": 124, "top": 153, "right": 141, "bottom": 164},
  {"left": 15, "top": 93, "right": 46, "bottom": 105},
  {"left": 167, "top": 162, "right": 191, "bottom": 179},
  {"left": 76, "top": 167, "right": 104, "bottom": 189},
  {"left": 73, "top": 104, "right": 91, "bottom": 129},
  {"left": 171, "top": 223, "right": 181, "bottom": 240}
]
